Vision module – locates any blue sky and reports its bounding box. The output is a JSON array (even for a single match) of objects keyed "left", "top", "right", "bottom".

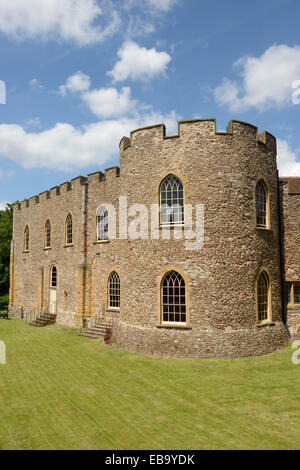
[{"left": 1, "top": 0, "right": 300, "bottom": 207}]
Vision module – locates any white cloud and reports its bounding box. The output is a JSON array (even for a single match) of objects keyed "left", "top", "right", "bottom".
[
  {"left": 24, "top": 117, "right": 42, "bottom": 130},
  {"left": 0, "top": 111, "right": 179, "bottom": 171},
  {"left": 146, "top": 0, "right": 178, "bottom": 12},
  {"left": 82, "top": 86, "right": 137, "bottom": 118},
  {"left": 214, "top": 44, "right": 300, "bottom": 112},
  {"left": 59, "top": 71, "right": 91, "bottom": 96},
  {"left": 277, "top": 139, "right": 300, "bottom": 176},
  {"left": 0, "top": 69, "right": 179, "bottom": 172},
  {"left": 29, "top": 78, "right": 44, "bottom": 90},
  {"left": 126, "top": 16, "right": 155, "bottom": 38},
  {"left": 0, "top": 0, "right": 121, "bottom": 46},
  {"left": 125, "top": 0, "right": 178, "bottom": 13},
  {"left": 0, "top": 201, "right": 10, "bottom": 210},
  {"left": 108, "top": 41, "right": 171, "bottom": 83}
]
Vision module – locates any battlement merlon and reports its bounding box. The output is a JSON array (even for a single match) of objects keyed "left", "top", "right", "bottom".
[
  {"left": 280, "top": 177, "right": 300, "bottom": 195},
  {"left": 119, "top": 119, "right": 277, "bottom": 154},
  {"left": 87, "top": 171, "right": 105, "bottom": 184}
]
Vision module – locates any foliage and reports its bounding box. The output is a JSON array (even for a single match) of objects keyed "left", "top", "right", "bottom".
[
  {"left": 0, "top": 204, "right": 13, "bottom": 296},
  {"left": 0, "top": 294, "right": 9, "bottom": 309}
]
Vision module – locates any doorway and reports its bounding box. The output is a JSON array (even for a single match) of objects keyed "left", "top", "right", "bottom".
[{"left": 50, "top": 266, "right": 57, "bottom": 314}]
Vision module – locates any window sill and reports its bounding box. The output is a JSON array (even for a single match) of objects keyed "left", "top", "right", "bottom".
[
  {"left": 156, "top": 322, "right": 192, "bottom": 330},
  {"left": 64, "top": 244, "right": 73, "bottom": 248},
  {"left": 255, "top": 227, "right": 272, "bottom": 232},
  {"left": 22, "top": 250, "right": 29, "bottom": 254},
  {"left": 43, "top": 247, "right": 52, "bottom": 251},
  {"left": 255, "top": 320, "right": 275, "bottom": 328},
  {"left": 106, "top": 308, "right": 120, "bottom": 312},
  {"left": 160, "top": 224, "right": 185, "bottom": 229},
  {"left": 94, "top": 240, "right": 110, "bottom": 244}
]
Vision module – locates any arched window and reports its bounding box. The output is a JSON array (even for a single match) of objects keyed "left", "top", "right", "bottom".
[
  {"left": 51, "top": 266, "right": 57, "bottom": 288},
  {"left": 255, "top": 180, "right": 268, "bottom": 228},
  {"left": 65, "top": 213, "right": 73, "bottom": 245},
  {"left": 24, "top": 225, "right": 29, "bottom": 252},
  {"left": 108, "top": 271, "right": 120, "bottom": 309},
  {"left": 45, "top": 219, "right": 51, "bottom": 248},
  {"left": 97, "top": 206, "right": 108, "bottom": 241},
  {"left": 257, "top": 271, "right": 270, "bottom": 323},
  {"left": 161, "top": 271, "right": 186, "bottom": 323},
  {"left": 160, "top": 175, "right": 184, "bottom": 226}
]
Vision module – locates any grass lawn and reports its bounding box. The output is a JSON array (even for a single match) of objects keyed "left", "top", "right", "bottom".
[{"left": 0, "top": 319, "right": 299, "bottom": 450}]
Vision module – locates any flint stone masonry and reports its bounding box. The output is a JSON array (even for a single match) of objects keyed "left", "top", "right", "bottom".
[
  {"left": 280, "top": 177, "right": 300, "bottom": 339},
  {"left": 9, "top": 118, "right": 297, "bottom": 358}
]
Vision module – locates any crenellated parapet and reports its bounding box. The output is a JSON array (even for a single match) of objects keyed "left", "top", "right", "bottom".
[
  {"left": 15, "top": 175, "right": 87, "bottom": 210},
  {"left": 87, "top": 166, "right": 120, "bottom": 185},
  {"left": 15, "top": 118, "right": 277, "bottom": 213},
  {"left": 119, "top": 119, "right": 277, "bottom": 154}
]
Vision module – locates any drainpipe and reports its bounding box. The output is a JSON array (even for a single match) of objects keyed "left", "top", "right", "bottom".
[{"left": 277, "top": 170, "right": 287, "bottom": 326}]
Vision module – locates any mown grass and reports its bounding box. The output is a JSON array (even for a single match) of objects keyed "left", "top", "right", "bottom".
[{"left": 0, "top": 319, "right": 299, "bottom": 450}]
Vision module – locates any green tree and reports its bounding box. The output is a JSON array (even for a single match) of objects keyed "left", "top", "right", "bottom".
[{"left": 0, "top": 204, "right": 13, "bottom": 296}]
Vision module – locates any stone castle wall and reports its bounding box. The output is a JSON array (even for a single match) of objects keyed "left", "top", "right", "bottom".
[
  {"left": 9, "top": 119, "right": 292, "bottom": 358},
  {"left": 280, "top": 177, "right": 300, "bottom": 339},
  {"left": 10, "top": 177, "right": 87, "bottom": 327}
]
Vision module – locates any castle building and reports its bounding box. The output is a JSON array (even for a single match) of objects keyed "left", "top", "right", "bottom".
[{"left": 8, "top": 119, "right": 300, "bottom": 358}]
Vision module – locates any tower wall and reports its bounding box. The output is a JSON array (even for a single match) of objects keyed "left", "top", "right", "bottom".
[{"left": 111, "top": 119, "right": 289, "bottom": 357}]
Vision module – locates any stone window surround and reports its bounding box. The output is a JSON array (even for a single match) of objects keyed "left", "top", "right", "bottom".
[
  {"left": 157, "top": 266, "right": 191, "bottom": 329},
  {"left": 24, "top": 225, "right": 29, "bottom": 252},
  {"left": 65, "top": 212, "right": 73, "bottom": 246},
  {"left": 287, "top": 282, "right": 300, "bottom": 308},
  {"left": 255, "top": 267, "right": 273, "bottom": 326},
  {"left": 44, "top": 218, "right": 51, "bottom": 249},
  {"left": 254, "top": 177, "right": 271, "bottom": 230}
]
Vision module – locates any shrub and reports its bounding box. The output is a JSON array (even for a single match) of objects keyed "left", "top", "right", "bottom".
[{"left": 0, "top": 294, "right": 9, "bottom": 309}]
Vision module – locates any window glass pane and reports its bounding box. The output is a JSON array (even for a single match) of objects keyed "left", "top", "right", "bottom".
[
  {"left": 161, "top": 271, "right": 186, "bottom": 323},
  {"left": 109, "top": 272, "right": 120, "bottom": 308},
  {"left": 294, "top": 286, "right": 300, "bottom": 304},
  {"left": 255, "top": 181, "right": 267, "bottom": 228},
  {"left": 24, "top": 226, "right": 29, "bottom": 251},
  {"left": 45, "top": 220, "right": 51, "bottom": 248},
  {"left": 51, "top": 267, "right": 57, "bottom": 287},
  {"left": 97, "top": 207, "right": 108, "bottom": 241},
  {"left": 66, "top": 214, "right": 72, "bottom": 244},
  {"left": 257, "top": 271, "right": 269, "bottom": 321},
  {"left": 160, "top": 176, "right": 184, "bottom": 225}
]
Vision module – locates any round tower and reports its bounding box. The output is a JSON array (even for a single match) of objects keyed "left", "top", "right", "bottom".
[{"left": 110, "top": 119, "right": 289, "bottom": 358}]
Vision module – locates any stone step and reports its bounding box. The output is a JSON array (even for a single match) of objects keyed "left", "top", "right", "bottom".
[
  {"left": 79, "top": 322, "right": 112, "bottom": 339},
  {"left": 90, "top": 324, "right": 112, "bottom": 331},
  {"left": 27, "top": 313, "right": 57, "bottom": 328},
  {"left": 40, "top": 314, "right": 56, "bottom": 320},
  {"left": 28, "top": 322, "right": 47, "bottom": 327},
  {"left": 79, "top": 331, "right": 104, "bottom": 338}
]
